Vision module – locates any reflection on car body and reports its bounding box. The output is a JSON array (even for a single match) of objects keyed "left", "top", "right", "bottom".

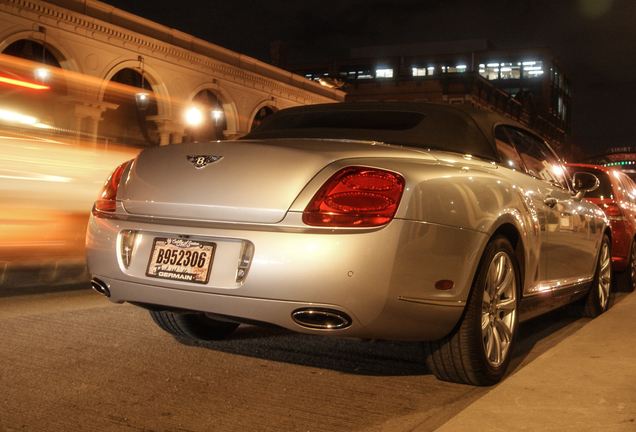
[{"left": 86, "top": 102, "right": 611, "bottom": 385}]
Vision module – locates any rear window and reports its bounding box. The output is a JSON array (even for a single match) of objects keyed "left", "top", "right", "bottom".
[
  {"left": 255, "top": 110, "right": 425, "bottom": 131},
  {"left": 241, "top": 104, "right": 498, "bottom": 160}
]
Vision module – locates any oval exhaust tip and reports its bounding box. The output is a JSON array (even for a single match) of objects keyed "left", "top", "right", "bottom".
[
  {"left": 90, "top": 278, "right": 110, "bottom": 297},
  {"left": 291, "top": 308, "right": 351, "bottom": 330}
]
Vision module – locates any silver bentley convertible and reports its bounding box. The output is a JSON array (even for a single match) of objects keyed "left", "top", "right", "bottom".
[{"left": 86, "top": 102, "right": 611, "bottom": 385}]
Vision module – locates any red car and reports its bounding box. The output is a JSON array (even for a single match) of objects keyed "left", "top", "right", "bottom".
[{"left": 567, "top": 163, "right": 636, "bottom": 292}]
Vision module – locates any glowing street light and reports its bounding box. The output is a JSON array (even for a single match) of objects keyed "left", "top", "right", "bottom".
[
  {"left": 33, "top": 27, "right": 51, "bottom": 84},
  {"left": 135, "top": 56, "right": 150, "bottom": 110},
  {"left": 212, "top": 109, "right": 223, "bottom": 125},
  {"left": 135, "top": 92, "right": 150, "bottom": 110},
  {"left": 34, "top": 67, "right": 50, "bottom": 83},
  {"left": 186, "top": 107, "right": 203, "bottom": 125}
]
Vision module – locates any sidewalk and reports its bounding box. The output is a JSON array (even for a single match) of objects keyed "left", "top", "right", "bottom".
[{"left": 434, "top": 291, "right": 636, "bottom": 431}]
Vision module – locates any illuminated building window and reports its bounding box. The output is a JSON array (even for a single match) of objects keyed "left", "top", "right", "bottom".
[
  {"left": 339, "top": 67, "right": 374, "bottom": 80},
  {"left": 480, "top": 60, "right": 543, "bottom": 80},
  {"left": 480, "top": 63, "right": 500, "bottom": 80},
  {"left": 500, "top": 62, "right": 520, "bottom": 79},
  {"left": 522, "top": 61, "right": 544, "bottom": 78},
  {"left": 376, "top": 68, "right": 393, "bottom": 78},
  {"left": 442, "top": 65, "right": 465, "bottom": 73},
  {"left": 304, "top": 71, "right": 329, "bottom": 81},
  {"left": 412, "top": 66, "right": 437, "bottom": 76}
]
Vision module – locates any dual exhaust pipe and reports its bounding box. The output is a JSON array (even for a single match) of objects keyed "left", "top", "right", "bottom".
[
  {"left": 90, "top": 278, "right": 110, "bottom": 297},
  {"left": 292, "top": 308, "right": 351, "bottom": 330}
]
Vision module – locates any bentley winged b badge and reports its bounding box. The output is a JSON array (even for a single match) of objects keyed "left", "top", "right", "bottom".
[{"left": 186, "top": 155, "right": 223, "bottom": 169}]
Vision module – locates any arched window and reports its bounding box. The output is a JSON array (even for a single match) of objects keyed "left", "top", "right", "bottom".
[
  {"left": 184, "top": 89, "right": 226, "bottom": 142},
  {"left": 2, "top": 39, "right": 66, "bottom": 127},
  {"left": 250, "top": 106, "right": 275, "bottom": 131},
  {"left": 100, "top": 68, "right": 158, "bottom": 147}
]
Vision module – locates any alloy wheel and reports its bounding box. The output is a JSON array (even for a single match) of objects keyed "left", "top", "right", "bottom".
[{"left": 481, "top": 251, "right": 517, "bottom": 368}]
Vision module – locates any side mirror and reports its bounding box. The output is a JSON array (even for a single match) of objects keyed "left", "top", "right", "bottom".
[{"left": 572, "top": 171, "right": 600, "bottom": 201}]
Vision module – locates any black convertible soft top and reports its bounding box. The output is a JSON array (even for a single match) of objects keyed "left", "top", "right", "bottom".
[{"left": 241, "top": 102, "right": 523, "bottom": 161}]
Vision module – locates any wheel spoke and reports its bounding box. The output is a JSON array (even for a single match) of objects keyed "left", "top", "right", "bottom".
[
  {"left": 482, "top": 289, "right": 491, "bottom": 309},
  {"left": 482, "top": 318, "right": 490, "bottom": 338},
  {"left": 487, "top": 263, "right": 499, "bottom": 297},
  {"left": 494, "top": 316, "right": 513, "bottom": 344},
  {"left": 490, "top": 323, "right": 503, "bottom": 364},
  {"left": 599, "top": 285, "right": 607, "bottom": 306},
  {"left": 495, "top": 264, "right": 514, "bottom": 297},
  {"left": 496, "top": 297, "right": 516, "bottom": 313},
  {"left": 483, "top": 325, "right": 494, "bottom": 359},
  {"left": 602, "top": 247, "right": 610, "bottom": 271},
  {"left": 596, "top": 242, "right": 612, "bottom": 307},
  {"left": 495, "top": 256, "right": 507, "bottom": 288}
]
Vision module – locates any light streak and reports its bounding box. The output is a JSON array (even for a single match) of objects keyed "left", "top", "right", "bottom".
[{"left": 0, "top": 76, "right": 49, "bottom": 90}]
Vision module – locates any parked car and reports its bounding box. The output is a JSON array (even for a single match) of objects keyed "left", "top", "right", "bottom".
[
  {"left": 86, "top": 102, "right": 611, "bottom": 386},
  {"left": 566, "top": 163, "right": 636, "bottom": 292}
]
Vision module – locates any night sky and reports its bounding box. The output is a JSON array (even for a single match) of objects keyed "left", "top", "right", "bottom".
[{"left": 102, "top": 0, "right": 635, "bottom": 157}]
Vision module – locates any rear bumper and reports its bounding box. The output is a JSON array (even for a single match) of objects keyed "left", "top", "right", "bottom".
[
  {"left": 89, "top": 274, "right": 465, "bottom": 340},
  {"left": 86, "top": 215, "right": 487, "bottom": 341},
  {"left": 610, "top": 220, "right": 633, "bottom": 271}
]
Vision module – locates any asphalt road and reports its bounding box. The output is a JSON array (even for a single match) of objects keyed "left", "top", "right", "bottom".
[{"left": 0, "top": 286, "right": 623, "bottom": 432}]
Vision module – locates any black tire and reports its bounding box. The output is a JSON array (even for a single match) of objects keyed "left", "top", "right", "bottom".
[
  {"left": 423, "top": 236, "right": 520, "bottom": 386},
  {"left": 149, "top": 310, "right": 239, "bottom": 341},
  {"left": 567, "top": 234, "right": 612, "bottom": 317},
  {"left": 624, "top": 239, "right": 636, "bottom": 293}
]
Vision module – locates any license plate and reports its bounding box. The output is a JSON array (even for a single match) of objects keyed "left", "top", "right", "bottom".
[{"left": 146, "top": 237, "right": 216, "bottom": 284}]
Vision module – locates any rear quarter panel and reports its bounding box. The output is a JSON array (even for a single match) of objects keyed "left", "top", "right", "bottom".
[{"left": 289, "top": 155, "right": 541, "bottom": 302}]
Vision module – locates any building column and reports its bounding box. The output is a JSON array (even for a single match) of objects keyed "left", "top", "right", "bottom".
[
  {"left": 147, "top": 115, "right": 186, "bottom": 145},
  {"left": 56, "top": 96, "right": 118, "bottom": 144}
]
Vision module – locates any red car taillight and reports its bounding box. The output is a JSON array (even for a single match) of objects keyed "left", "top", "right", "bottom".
[
  {"left": 303, "top": 167, "right": 405, "bottom": 227},
  {"left": 93, "top": 160, "right": 133, "bottom": 214},
  {"left": 602, "top": 203, "right": 627, "bottom": 221}
]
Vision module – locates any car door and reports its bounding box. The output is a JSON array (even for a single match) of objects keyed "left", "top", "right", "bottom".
[
  {"left": 494, "top": 126, "right": 548, "bottom": 293},
  {"left": 504, "top": 126, "right": 601, "bottom": 286}
]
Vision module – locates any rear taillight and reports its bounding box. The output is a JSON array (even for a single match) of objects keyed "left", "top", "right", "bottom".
[
  {"left": 602, "top": 203, "right": 627, "bottom": 221},
  {"left": 93, "top": 160, "right": 133, "bottom": 214},
  {"left": 303, "top": 167, "right": 405, "bottom": 227}
]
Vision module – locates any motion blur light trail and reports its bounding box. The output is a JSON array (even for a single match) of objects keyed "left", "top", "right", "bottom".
[{"left": 0, "top": 128, "right": 138, "bottom": 279}]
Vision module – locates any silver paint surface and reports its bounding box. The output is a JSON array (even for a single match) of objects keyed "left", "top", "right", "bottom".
[{"left": 86, "top": 136, "right": 607, "bottom": 341}]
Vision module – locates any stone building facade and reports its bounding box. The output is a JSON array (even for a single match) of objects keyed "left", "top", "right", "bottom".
[{"left": 0, "top": 0, "right": 345, "bottom": 147}]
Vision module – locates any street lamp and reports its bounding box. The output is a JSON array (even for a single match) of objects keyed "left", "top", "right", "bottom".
[
  {"left": 34, "top": 27, "right": 50, "bottom": 84},
  {"left": 34, "top": 67, "right": 50, "bottom": 83},
  {"left": 212, "top": 109, "right": 223, "bottom": 125},
  {"left": 135, "top": 56, "right": 150, "bottom": 110},
  {"left": 135, "top": 92, "right": 149, "bottom": 110}
]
